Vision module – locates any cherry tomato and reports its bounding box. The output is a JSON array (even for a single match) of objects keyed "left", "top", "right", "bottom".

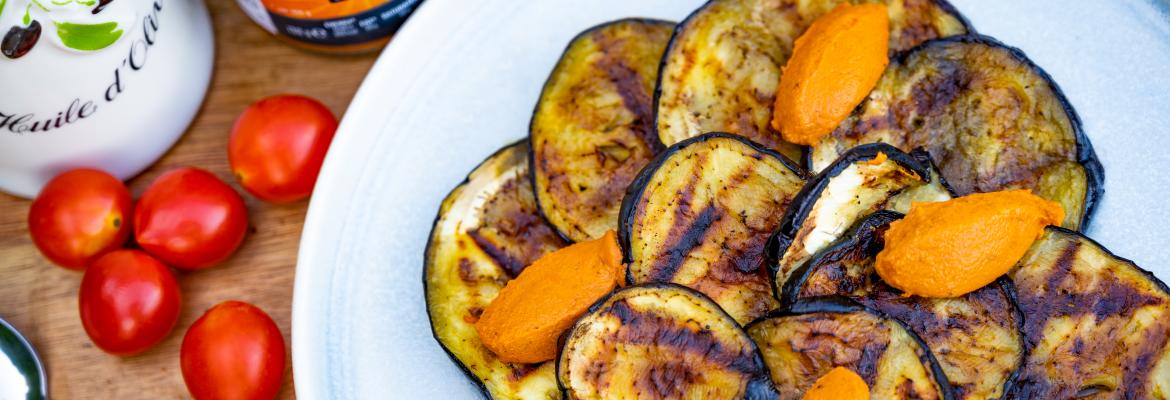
[
  {"left": 229, "top": 94, "right": 338, "bottom": 203},
  {"left": 134, "top": 167, "right": 248, "bottom": 270},
  {"left": 28, "top": 168, "right": 132, "bottom": 270},
  {"left": 79, "top": 249, "right": 181, "bottom": 355},
  {"left": 181, "top": 301, "right": 286, "bottom": 400}
]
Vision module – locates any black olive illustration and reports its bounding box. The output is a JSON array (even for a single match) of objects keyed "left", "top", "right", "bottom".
[
  {"left": 93, "top": 0, "right": 114, "bottom": 14},
  {"left": 2, "top": 21, "right": 42, "bottom": 60}
]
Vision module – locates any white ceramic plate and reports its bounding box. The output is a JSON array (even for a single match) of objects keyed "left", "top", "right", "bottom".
[{"left": 292, "top": 1, "right": 1170, "bottom": 398}]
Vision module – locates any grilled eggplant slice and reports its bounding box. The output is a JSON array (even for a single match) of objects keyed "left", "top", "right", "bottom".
[
  {"left": 424, "top": 141, "right": 568, "bottom": 399},
  {"left": 530, "top": 19, "right": 675, "bottom": 243},
  {"left": 810, "top": 35, "right": 1104, "bottom": 230},
  {"left": 1008, "top": 227, "right": 1170, "bottom": 398},
  {"left": 784, "top": 211, "right": 1023, "bottom": 400},
  {"left": 557, "top": 284, "right": 778, "bottom": 399},
  {"left": 746, "top": 297, "right": 953, "bottom": 399},
  {"left": 620, "top": 133, "right": 807, "bottom": 324},
  {"left": 768, "top": 143, "right": 952, "bottom": 290},
  {"left": 654, "top": 0, "right": 970, "bottom": 161}
]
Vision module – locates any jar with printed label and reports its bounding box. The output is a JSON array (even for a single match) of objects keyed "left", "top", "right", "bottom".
[{"left": 236, "top": 0, "right": 422, "bottom": 54}]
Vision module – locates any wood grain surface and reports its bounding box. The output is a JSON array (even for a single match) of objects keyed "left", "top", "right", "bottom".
[{"left": 0, "top": 0, "right": 379, "bottom": 398}]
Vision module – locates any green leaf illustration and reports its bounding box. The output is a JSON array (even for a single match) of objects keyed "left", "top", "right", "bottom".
[
  {"left": 0, "top": 0, "right": 7, "bottom": 20},
  {"left": 55, "top": 21, "right": 123, "bottom": 51}
]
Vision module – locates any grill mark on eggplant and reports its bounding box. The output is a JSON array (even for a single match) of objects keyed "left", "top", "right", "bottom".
[
  {"left": 605, "top": 299, "right": 761, "bottom": 375},
  {"left": 813, "top": 35, "right": 1104, "bottom": 230},
  {"left": 468, "top": 174, "right": 567, "bottom": 278},
  {"left": 591, "top": 31, "right": 659, "bottom": 153},
  {"left": 784, "top": 313, "right": 892, "bottom": 380},
  {"left": 649, "top": 204, "right": 720, "bottom": 282},
  {"left": 1019, "top": 240, "right": 1164, "bottom": 344},
  {"left": 644, "top": 153, "right": 706, "bottom": 281},
  {"left": 1008, "top": 227, "right": 1170, "bottom": 398},
  {"left": 715, "top": 161, "right": 776, "bottom": 276},
  {"left": 466, "top": 231, "right": 525, "bottom": 278},
  {"left": 507, "top": 363, "right": 542, "bottom": 383},
  {"left": 899, "top": 379, "right": 924, "bottom": 400},
  {"left": 908, "top": 61, "right": 970, "bottom": 117},
  {"left": 558, "top": 284, "right": 778, "bottom": 399},
  {"left": 457, "top": 258, "right": 478, "bottom": 285}
]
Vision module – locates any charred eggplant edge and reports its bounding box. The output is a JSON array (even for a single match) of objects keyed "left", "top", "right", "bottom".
[
  {"left": 766, "top": 143, "right": 930, "bottom": 298},
  {"left": 926, "top": 0, "right": 975, "bottom": 34},
  {"left": 907, "top": 147, "right": 960, "bottom": 196},
  {"left": 527, "top": 17, "right": 677, "bottom": 243},
  {"left": 651, "top": 0, "right": 974, "bottom": 165},
  {"left": 617, "top": 132, "right": 808, "bottom": 280},
  {"left": 745, "top": 295, "right": 958, "bottom": 400},
  {"left": 994, "top": 277, "right": 1026, "bottom": 399},
  {"left": 807, "top": 33, "right": 1104, "bottom": 229},
  {"left": 422, "top": 138, "right": 531, "bottom": 399},
  {"left": 554, "top": 282, "right": 779, "bottom": 398}
]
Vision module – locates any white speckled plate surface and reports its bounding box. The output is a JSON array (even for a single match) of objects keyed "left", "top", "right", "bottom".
[{"left": 292, "top": 1, "right": 1170, "bottom": 398}]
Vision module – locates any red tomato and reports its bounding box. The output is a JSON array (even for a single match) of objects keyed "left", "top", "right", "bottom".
[
  {"left": 181, "top": 301, "right": 286, "bottom": 400},
  {"left": 229, "top": 94, "right": 338, "bottom": 203},
  {"left": 79, "top": 249, "right": 181, "bottom": 355},
  {"left": 134, "top": 167, "right": 249, "bottom": 270},
  {"left": 28, "top": 168, "right": 133, "bottom": 270}
]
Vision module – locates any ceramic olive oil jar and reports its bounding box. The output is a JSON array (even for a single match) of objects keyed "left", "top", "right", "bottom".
[{"left": 0, "top": 0, "right": 214, "bottom": 198}]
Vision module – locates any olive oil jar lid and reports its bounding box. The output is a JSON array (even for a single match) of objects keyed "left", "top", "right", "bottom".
[{"left": 236, "top": 0, "right": 423, "bottom": 54}]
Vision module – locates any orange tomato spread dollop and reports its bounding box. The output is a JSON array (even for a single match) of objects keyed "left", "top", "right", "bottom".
[
  {"left": 474, "top": 230, "right": 624, "bottom": 364},
  {"left": 802, "top": 366, "right": 870, "bottom": 400},
  {"left": 771, "top": 3, "right": 890, "bottom": 145},
  {"left": 875, "top": 190, "right": 1065, "bottom": 298}
]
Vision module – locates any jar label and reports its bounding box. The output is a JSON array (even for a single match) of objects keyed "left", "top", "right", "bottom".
[{"left": 241, "top": 0, "right": 422, "bottom": 46}]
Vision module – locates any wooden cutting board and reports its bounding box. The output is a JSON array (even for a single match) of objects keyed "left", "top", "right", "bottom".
[{"left": 0, "top": 0, "right": 379, "bottom": 397}]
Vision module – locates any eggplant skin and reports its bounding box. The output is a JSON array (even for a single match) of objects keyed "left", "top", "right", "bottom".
[
  {"left": 883, "top": 148, "right": 957, "bottom": 212},
  {"left": 810, "top": 35, "right": 1104, "bottom": 230},
  {"left": 767, "top": 143, "right": 951, "bottom": 294},
  {"left": 557, "top": 283, "right": 778, "bottom": 400},
  {"left": 784, "top": 211, "right": 1024, "bottom": 400},
  {"left": 424, "top": 141, "right": 568, "bottom": 399},
  {"left": 746, "top": 296, "right": 954, "bottom": 399},
  {"left": 1008, "top": 227, "right": 1170, "bottom": 398},
  {"left": 620, "top": 133, "right": 807, "bottom": 324},
  {"left": 653, "top": 0, "right": 970, "bottom": 162},
  {"left": 530, "top": 19, "right": 675, "bottom": 243}
]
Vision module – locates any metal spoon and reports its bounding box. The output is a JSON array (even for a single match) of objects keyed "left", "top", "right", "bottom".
[{"left": 0, "top": 317, "right": 46, "bottom": 400}]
